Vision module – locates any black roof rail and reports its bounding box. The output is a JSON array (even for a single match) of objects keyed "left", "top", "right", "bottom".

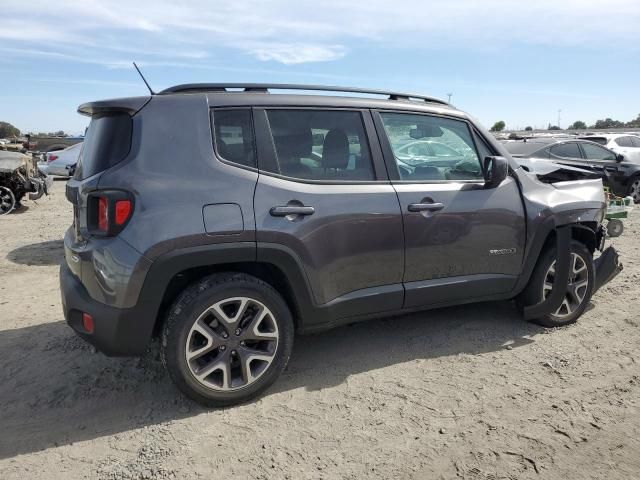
[{"left": 158, "top": 83, "right": 449, "bottom": 105}]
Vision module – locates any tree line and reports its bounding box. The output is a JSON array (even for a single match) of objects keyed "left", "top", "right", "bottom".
[
  {"left": 490, "top": 113, "right": 640, "bottom": 132},
  {"left": 0, "top": 121, "right": 69, "bottom": 138}
]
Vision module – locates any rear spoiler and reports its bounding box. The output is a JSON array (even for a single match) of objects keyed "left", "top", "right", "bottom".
[{"left": 77, "top": 96, "right": 151, "bottom": 117}]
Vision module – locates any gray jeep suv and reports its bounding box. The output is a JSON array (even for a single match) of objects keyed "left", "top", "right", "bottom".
[{"left": 60, "top": 84, "right": 621, "bottom": 406}]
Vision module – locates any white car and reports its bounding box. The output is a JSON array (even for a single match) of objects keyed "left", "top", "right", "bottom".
[
  {"left": 578, "top": 134, "right": 640, "bottom": 163},
  {"left": 38, "top": 142, "right": 82, "bottom": 177}
]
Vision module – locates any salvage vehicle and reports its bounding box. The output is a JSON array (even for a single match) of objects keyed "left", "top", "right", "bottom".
[
  {"left": 60, "top": 84, "right": 622, "bottom": 406},
  {"left": 578, "top": 134, "right": 640, "bottom": 164},
  {"left": 502, "top": 137, "right": 640, "bottom": 202},
  {"left": 0, "top": 151, "right": 51, "bottom": 215},
  {"left": 39, "top": 142, "right": 83, "bottom": 177}
]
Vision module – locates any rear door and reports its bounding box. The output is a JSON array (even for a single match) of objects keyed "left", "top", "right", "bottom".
[
  {"left": 373, "top": 111, "right": 526, "bottom": 309},
  {"left": 578, "top": 142, "right": 625, "bottom": 191},
  {"left": 253, "top": 108, "right": 404, "bottom": 321}
]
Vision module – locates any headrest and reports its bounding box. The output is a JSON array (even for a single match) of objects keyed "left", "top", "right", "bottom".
[
  {"left": 274, "top": 128, "right": 312, "bottom": 160},
  {"left": 322, "top": 129, "right": 350, "bottom": 170}
]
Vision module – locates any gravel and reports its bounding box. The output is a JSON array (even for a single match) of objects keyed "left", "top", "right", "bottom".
[{"left": 1, "top": 180, "right": 639, "bottom": 479}]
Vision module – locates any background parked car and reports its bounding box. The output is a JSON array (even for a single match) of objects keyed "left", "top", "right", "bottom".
[
  {"left": 502, "top": 137, "right": 640, "bottom": 202},
  {"left": 39, "top": 142, "right": 82, "bottom": 177},
  {"left": 578, "top": 134, "right": 640, "bottom": 163}
]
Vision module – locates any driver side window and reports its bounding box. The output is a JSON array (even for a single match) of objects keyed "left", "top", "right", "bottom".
[{"left": 379, "top": 112, "right": 484, "bottom": 181}]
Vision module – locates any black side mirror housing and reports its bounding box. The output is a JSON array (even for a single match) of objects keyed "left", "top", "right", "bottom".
[
  {"left": 483, "top": 156, "right": 509, "bottom": 188},
  {"left": 616, "top": 153, "right": 625, "bottom": 162}
]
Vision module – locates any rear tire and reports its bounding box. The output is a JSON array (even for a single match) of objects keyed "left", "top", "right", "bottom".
[
  {"left": 518, "top": 240, "right": 594, "bottom": 328},
  {"left": 161, "top": 272, "right": 294, "bottom": 407}
]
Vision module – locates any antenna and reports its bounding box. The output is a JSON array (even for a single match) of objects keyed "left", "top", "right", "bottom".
[{"left": 133, "top": 62, "right": 155, "bottom": 95}]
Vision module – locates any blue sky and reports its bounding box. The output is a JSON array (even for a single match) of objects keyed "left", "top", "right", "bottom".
[{"left": 1, "top": 0, "right": 639, "bottom": 134}]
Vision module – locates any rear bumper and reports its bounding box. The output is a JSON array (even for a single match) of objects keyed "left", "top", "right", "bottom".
[{"left": 60, "top": 261, "right": 152, "bottom": 356}]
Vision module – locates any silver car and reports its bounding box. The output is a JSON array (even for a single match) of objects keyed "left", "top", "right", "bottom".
[{"left": 39, "top": 142, "right": 82, "bottom": 177}]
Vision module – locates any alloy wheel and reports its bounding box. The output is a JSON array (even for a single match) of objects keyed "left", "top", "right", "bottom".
[
  {"left": 542, "top": 252, "right": 589, "bottom": 318},
  {"left": 0, "top": 186, "right": 16, "bottom": 215},
  {"left": 185, "top": 297, "right": 279, "bottom": 391}
]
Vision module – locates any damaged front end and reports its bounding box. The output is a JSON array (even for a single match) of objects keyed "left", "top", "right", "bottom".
[
  {"left": 0, "top": 151, "right": 52, "bottom": 215},
  {"left": 515, "top": 168, "right": 623, "bottom": 320},
  {"left": 594, "top": 245, "right": 623, "bottom": 292}
]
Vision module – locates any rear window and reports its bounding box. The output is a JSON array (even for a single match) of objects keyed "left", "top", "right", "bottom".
[
  {"left": 501, "top": 141, "right": 548, "bottom": 156},
  {"left": 74, "top": 113, "right": 132, "bottom": 180},
  {"left": 579, "top": 136, "right": 607, "bottom": 145}
]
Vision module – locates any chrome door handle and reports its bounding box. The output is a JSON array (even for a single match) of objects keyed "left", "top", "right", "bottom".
[
  {"left": 270, "top": 205, "right": 315, "bottom": 217},
  {"left": 408, "top": 202, "right": 444, "bottom": 212}
]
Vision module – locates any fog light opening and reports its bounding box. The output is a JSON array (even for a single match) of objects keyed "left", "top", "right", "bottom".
[{"left": 82, "top": 313, "right": 94, "bottom": 334}]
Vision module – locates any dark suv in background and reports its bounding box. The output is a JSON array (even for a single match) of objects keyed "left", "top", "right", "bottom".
[{"left": 60, "top": 84, "right": 621, "bottom": 406}]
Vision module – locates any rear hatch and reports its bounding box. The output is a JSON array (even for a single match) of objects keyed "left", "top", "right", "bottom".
[
  {"left": 66, "top": 112, "right": 133, "bottom": 243},
  {"left": 66, "top": 96, "right": 150, "bottom": 243},
  {"left": 64, "top": 96, "right": 149, "bottom": 278}
]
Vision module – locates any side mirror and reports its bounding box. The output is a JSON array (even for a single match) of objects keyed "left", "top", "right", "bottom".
[
  {"left": 616, "top": 153, "right": 625, "bottom": 162},
  {"left": 483, "top": 156, "right": 509, "bottom": 188}
]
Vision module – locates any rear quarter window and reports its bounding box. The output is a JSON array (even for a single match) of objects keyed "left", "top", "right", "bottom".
[{"left": 74, "top": 113, "right": 132, "bottom": 180}]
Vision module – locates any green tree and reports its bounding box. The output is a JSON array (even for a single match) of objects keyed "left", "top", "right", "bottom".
[
  {"left": 490, "top": 121, "right": 506, "bottom": 132},
  {"left": 592, "top": 118, "right": 624, "bottom": 129},
  {"left": 0, "top": 121, "right": 20, "bottom": 138},
  {"left": 626, "top": 114, "right": 640, "bottom": 128},
  {"left": 524, "top": 126, "right": 533, "bottom": 131},
  {"left": 568, "top": 121, "right": 587, "bottom": 130},
  {"left": 548, "top": 125, "right": 561, "bottom": 130}
]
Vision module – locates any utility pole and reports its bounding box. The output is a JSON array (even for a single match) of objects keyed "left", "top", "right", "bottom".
[
  {"left": 558, "top": 109, "right": 561, "bottom": 129},
  {"left": 447, "top": 92, "right": 453, "bottom": 103}
]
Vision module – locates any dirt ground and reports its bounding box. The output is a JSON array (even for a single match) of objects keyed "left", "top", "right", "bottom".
[{"left": 1, "top": 180, "right": 639, "bottom": 480}]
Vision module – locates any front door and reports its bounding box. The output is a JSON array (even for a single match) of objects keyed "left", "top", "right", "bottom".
[
  {"left": 374, "top": 110, "right": 526, "bottom": 309},
  {"left": 253, "top": 108, "right": 404, "bottom": 323}
]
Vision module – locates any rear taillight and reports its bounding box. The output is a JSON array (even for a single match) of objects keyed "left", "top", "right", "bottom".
[
  {"left": 47, "top": 154, "right": 58, "bottom": 163},
  {"left": 97, "top": 197, "right": 109, "bottom": 232},
  {"left": 88, "top": 191, "right": 134, "bottom": 236},
  {"left": 115, "top": 200, "right": 132, "bottom": 225}
]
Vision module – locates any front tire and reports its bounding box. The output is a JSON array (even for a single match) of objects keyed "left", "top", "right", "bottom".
[
  {"left": 161, "top": 273, "right": 294, "bottom": 407},
  {"left": 628, "top": 177, "right": 640, "bottom": 204},
  {"left": 519, "top": 240, "right": 595, "bottom": 328}
]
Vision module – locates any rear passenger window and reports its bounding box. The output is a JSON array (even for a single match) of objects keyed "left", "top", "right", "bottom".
[
  {"left": 380, "top": 112, "right": 483, "bottom": 181},
  {"left": 549, "top": 143, "right": 581, "bottom": 158},
  {"left": 212, "top": 109, "right": 256, "bottom": 168},
  {"left": 264, "top": 110, "right": 374, "bottom": 181},
  {"left": 616, "top": 136, "right": 634, "bottom": 148}
]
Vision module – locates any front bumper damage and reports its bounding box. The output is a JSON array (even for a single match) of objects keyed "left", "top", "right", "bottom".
[{"left": 594, "top": 246, "right": 623, "bottom": 292}]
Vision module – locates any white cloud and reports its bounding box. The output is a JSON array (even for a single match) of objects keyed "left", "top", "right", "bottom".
[
  {"left": 0, "top": 0, "right": 638, "bottom": 66},
  {"left": 247, "top": 44, "right": 347, "bottom": 64}
]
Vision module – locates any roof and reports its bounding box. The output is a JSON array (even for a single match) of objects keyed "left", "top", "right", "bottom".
[
  {"left": 78, "top": 84, "right": 464, "bottom": 120},
  {"left": 159, "top": 83, "right": 449, "bottom": 105},
  {"left": 500, "top": 137, "right": 607, "bottom": 156},
  {"left": 579, "top": 133, "right": 638, "bottom": 139}
]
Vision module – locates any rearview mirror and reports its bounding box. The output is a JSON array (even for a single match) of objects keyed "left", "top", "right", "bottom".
[
  {"left": 409, "top": 125, "right": 444, "bottom": 139},
  {"left": 483, "top": 156, "right": 508, "bottom": 188},
  {"left": 616, "top": 153, "right": 625, "bottom": 162}
]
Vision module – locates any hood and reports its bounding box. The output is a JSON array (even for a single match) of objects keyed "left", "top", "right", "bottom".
[
  {"left": 515, "top": 166, "right": 606, "bottom": 226},
  {"left": 514, "top": 157, "right": 600, "bottom": 184},
  {"left": 0, "top": 151, "right": 28, "bottom": 173}
]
